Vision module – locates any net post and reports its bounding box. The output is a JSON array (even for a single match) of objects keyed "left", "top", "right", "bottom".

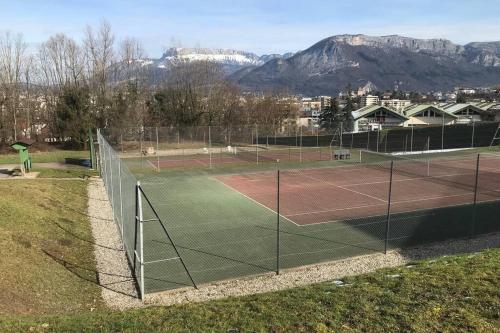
[
  {"left": 276, "top": 169, "right": 280, "bottom": 275},
  {"left": 384, "top": 160, "right": 394, "bottom": 254},
  {"left": 351, "top": 132, "right": 354, "bottom": 149},
  {"left": 470, "top": 153, "right": 480, "bottom": 239},
  {"left": 376, "top": 130, "right": 380, "bottom": 152},
  {"left": 156, "top": 127, "right": 160, "bottom": 172},
  {"left": 366, "top": 131, "right": 370, "bottom": 150}
]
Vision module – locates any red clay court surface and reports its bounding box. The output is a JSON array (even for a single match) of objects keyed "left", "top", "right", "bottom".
[
  {"left": 146, "top": 148, "right": 334, "bottom": 169},
  {"left": 216, "top": 155, "right": 500, "bottom": 226}
]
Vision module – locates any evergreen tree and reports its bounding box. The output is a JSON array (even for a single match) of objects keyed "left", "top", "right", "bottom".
[
  {"left": 55, "top": 85, "right": 93, "bottom": 148},
  {"left": 319, "top": 97, "right": 338, "bottom": 130}
]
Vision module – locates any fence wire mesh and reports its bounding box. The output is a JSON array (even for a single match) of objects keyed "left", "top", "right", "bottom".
[{"left": 98, "top": 127, "right": 500, "bottom": 297}]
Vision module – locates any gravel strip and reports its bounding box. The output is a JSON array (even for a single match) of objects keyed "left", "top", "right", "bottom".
[
  {"left": 87, "top": 177, "right": 141, "bottom": 309},
  {"left": 88, "top": 176, "right": 499, "bottom": 309}
]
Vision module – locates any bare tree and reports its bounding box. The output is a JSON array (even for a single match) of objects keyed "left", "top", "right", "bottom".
[{"left": 0, "top": 31, "right": 27, "bottom": 142}]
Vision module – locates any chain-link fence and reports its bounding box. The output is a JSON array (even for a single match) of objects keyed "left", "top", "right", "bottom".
[{"left": 98, "top": 129, "right": 500, "bottom": 298}]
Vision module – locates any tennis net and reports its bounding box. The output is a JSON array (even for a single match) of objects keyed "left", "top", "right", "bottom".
[{"left": 359, "top": 150, "right": 477, "bottom": 183}]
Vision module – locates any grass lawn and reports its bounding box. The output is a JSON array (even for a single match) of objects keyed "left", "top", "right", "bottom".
[
  {"left": 0, "top": 177, "right": 104, "bottom": 315},
  {"left": 0, "top": 248, "right": 498, "bottom": 332},
  {"left": 34, "top": 167, "right": 98, "bottom": 179},
  {"left": 0, "top": 150, "right": 89, "bottom": 164}
]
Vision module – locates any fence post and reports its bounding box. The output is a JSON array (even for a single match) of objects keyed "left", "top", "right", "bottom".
[
  {"left": 376, "top": 130, "right": 380, "bottom": 152},
  {"left": 276, "top": 170, "right": 280, "bottom": 274},
  {"left": 410, "top": 124, "right": 414, "bottom": 152},
  {"left": 299, "top": 126, "right": 303, "bottom": 163},
  {"left": 256, "top": 124, "right": 259, "bottom": 164},
  {"left": 135, "top": 181, "right": 145, "bottom": 299},
  {"left": 441, "top": 113, "right": 445, "bottom": 150},
  {"left": 366, "top": 131, "right": 370, "bottom": 150},
  {"left": 340, "top": 122, "right": 343, "bottom": 149},
  {"left": 384, "top": 160, "right": 394, "bottom": 254},
  {"left": 156, "top": 127, "right": 160, "bottom": 172},
  {"left": 471, "top": 121, "right": 475, "bottom": 148},
  {"left": 108, "top": 146, "right": 114, "bottom": 208},
  {"left": 118, "top": 159, "right": 124, "bottom": 239},
  {"left": 470, "top": 154, "right": 480, "bottom": 239},
  {"left": 208, "top": 125, "right": 212, "bottom": 169},
  {"left": 140, "top": 130, "right": 144, "bottom": 169},
  {"left": 385, "top": 132, "right": 388, "bottom": 152}
]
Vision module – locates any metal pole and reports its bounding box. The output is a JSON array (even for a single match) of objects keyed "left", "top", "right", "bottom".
[
  {"left": 208, "top": 126, "right": 212, "bottom": 169},
  {"left": 108, "top": 145, "right": 114, "bottom": 208},
  {"left": 256, "top": 124, "right": 259, "bottom": 164},
  {"left": 441, "top": 113, "right": 445, "bottom": 150},
  {"left": 404, "top": 134, "right": 408, "bottom": 152},
  {"left": 340, "top": 122, "right": 343, "bottom": 149},
  {"left": 140, "top": 130, "right": 143, "bottom": 169},
  {"left": 299, "top": 125, "right": 303, "bottom": 162},
  {"left": 471, "top": 121, "right": 475, "bottom": 148},
  {"left": 410, "top": 122, "right": 414, "bottom": 152},
  {"left": 470, "top": 154, "right": 480, "bottom": 239},
  {"left": 136, "top": 181, "right": 145, "bottom": 299},
  {"left": 384, "top": 160, "right": 394, "bottom": 254},
  {"left": 351, "top": 132, "right": 354, "bottom": 149},
  {"left": 376, "top": 130, "right": 380, "bottom": 152},
  {"left": 385, "top": 132, "right": 388, "bottom": 152},
  {"left": 156, "top": 127, "right": 160, "bottom": 172},
  {"left": 118, "top": 159, "right": 124, "bottom": 239},
  {"left": 367, "top": 131, "right": 370, "bottom": 150},
  {"left": 276, "top": 170, "right": 280, "bottom": 274}
]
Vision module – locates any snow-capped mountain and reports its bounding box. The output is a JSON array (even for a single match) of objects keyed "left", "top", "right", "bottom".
[{"left": 147, "top": 48, "right": 295, "bottom": 74}]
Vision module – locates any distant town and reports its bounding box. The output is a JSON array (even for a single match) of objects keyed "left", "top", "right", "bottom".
[{"left": 293, "top": 84, "right": 500, "bottom": 133}]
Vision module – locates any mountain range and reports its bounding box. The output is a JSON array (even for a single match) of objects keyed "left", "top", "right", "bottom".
[{"left": 136, "top": 35, "right": 500, "bottom": 95}]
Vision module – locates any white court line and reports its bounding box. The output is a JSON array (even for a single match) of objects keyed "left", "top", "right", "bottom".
[
  {"left": 341, "top": 172, "right": 473, "bottom": 187},
  {"left": 212, "top": 177, "right": 301, "bottom": 226},
  {"left": 288, "top": 191, "right": 478, "bottom": 217},
  {"left": 146, "top": 159, "right": 159, "bottom": 171},
  {"left": 298, "top": 172, "right": 387, "bottom": 203}
]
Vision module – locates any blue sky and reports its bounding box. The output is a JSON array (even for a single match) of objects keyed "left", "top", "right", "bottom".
[{"left": 1, "top": 0, "right": 499, "bottom": 56}]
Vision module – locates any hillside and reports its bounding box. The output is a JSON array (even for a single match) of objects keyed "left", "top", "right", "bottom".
[{"left": 232, "top": 34, "right": 500, "bottom": 95}]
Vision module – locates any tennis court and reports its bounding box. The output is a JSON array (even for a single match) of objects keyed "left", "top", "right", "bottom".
[
  {"left": 98, "top": 130, "right": 500, "bottom": 296},
  {"left": 217, "top": 153, "right": 500, "bottom": 226},
  {"left": 133, "top": 146, "right": 337, "bottom": 170}
]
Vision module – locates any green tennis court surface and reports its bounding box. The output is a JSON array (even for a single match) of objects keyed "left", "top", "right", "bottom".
[{"left": 136, "top": 154, "right": 500, "bottom": 293}]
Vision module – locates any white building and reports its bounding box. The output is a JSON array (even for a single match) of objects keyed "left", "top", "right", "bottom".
[
  {"left": 381, "top": 99, "right": 412, "bottom": 112},
  {"left": 352, "top": 105, "right": 408, "bottom": 132},
  {"left": 442, "top": 103, "right": 483, "bottom": 123},
  {"left": 403, "top": 105, "right": 457, "bottom": 126},
  {"left": 360, "top": 95, "right": 380, "bottom": 107}
]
